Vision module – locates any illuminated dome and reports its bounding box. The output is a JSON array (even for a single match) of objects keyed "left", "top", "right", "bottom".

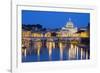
[
  {"left": 65, "top": 18, "right": 74, "bottom": 28},
  {"left": 61, "top": 18, "right": 77, "bottom": 33}
]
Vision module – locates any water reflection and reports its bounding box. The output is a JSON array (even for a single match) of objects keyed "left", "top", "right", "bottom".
[
  {"left": 22, "top": 37, "right": 90, "bottom": 62},
  {"left": 69, "top": 44, "right": 76, "bottom": 60}
]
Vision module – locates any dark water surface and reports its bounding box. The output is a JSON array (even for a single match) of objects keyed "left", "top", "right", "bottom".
[{"left": 22, "top": 43, "right": 89, "bottom": 62}]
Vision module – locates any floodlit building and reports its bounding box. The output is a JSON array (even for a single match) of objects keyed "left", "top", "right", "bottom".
[
  {"left": 62, "top": 18, "right": 77, "bottom": 33},
  {"left": 60, "top": 18, "right": 78, "bottom": 37}
]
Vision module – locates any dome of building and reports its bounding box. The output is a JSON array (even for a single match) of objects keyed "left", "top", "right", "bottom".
[
  {"left": 61, "top": 18, "right": 77, "bottom": 33},
  {"left": 65, "top": 18, "right": 74, "bottom": 28}
]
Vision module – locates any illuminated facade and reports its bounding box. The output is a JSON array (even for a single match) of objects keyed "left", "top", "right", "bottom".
[
  {"left": 78, "top": 31, "right": 88, "bottom": 38},
  {"left": 60, "top": 18, "right": 78, "bottom": 37},
  {"left": 22, "top": 18, "right": 89, "bottom": 41},
  {"left": 31, "top": 32, "right": 43, "bottom": 37}
]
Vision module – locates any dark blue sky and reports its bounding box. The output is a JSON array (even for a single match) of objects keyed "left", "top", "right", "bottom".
[{"left": 22, "top": 10, "right": 90, "bottom": 29}]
